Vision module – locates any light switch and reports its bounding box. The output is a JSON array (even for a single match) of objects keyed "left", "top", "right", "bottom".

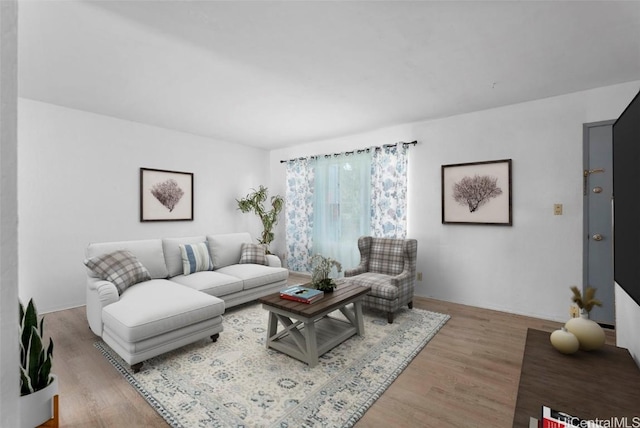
[{"left": 554, "top": 204, "right": 563, "bottom": 215}]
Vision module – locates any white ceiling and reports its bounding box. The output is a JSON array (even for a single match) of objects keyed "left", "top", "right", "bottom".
[{"left": 18, "top": 1, "right": 640, "bottom": 150}]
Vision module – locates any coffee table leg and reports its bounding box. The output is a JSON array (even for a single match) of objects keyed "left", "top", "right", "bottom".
[
  {"left": 304, "top": 320, "right": 319, "bottom": 368},
  {"left": 266, "top": 311, "right": 278, "bottom": 348},
  {"left": 354, "top": 301, "right": 365, "bottom": 336}
]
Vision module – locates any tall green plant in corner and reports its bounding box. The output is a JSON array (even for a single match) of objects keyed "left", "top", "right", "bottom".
[
  {"left": 20, "top": 299, "right": 54, "bottom": 396},
  {"left": 237, "top": 185, "right": 284, "bottom": 253}
]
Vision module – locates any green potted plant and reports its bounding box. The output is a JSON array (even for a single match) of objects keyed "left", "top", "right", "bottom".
[
  {"left": 19, "top": 298, "right": 57, "bottom": 428},
  {"left": 237, "top": 185, "right": 284, "bottom": 253},
  {"left": 310, "top": 254, "right": 342, "bottom": 292}
]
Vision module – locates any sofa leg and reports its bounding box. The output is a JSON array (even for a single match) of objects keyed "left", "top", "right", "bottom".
[
  {"left": 131, "top": 362, "right": 143, "bottom": 373},
  {"left": 387, "top": 312, "right": 394, "bottom": 324},
  {"left": 408, "top": 300, "right": 413, "bottom": 309},
  {"left": 211, "top": 333, "right": 220, "bottom": 342}
]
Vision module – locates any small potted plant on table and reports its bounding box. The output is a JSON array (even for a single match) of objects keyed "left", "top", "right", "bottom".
[{"left": 310, "top": 254, "right": 342, "bottom": 292}]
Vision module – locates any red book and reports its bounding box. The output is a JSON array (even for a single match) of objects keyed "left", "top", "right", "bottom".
[
  {"left": 280, "top": 294, "right": 316, "bottom": 304},
  {"left": 541, "top": 406, "right": 603, "bottom": 428}
]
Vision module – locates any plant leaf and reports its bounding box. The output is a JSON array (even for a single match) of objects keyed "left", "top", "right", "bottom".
[
  {"left": 21, "top": 299, "right": 38, "bottom": 359},
  {"left": 20, "top": 366, "right": 33, "bottom": 396},
  {"left": 27, "top": 326, "right": 43, "bottom": 391},
  {"left": 570, "top": 286, "right": 584, "bottom": 309}
]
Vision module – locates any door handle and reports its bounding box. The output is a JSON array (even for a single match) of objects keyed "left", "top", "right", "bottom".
[
  {"left": 583, "top": 168, "right": 605, "bottom": 195},
  {"left": 592, "top": 233, "right": 603, "bottom": 241}
]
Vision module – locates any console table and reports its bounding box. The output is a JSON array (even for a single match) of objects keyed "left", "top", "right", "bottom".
[{"left": 513, "top": 329, "right": 640, "bottom": 427}]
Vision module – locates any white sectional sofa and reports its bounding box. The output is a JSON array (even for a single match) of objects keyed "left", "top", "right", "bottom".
[{"left": 85, "top": 232, "right": 288, "bottom": 372}]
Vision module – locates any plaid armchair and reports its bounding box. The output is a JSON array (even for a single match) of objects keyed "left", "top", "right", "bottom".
[{"left": 344, "top": 236, "right": 418, "bottom": 323}]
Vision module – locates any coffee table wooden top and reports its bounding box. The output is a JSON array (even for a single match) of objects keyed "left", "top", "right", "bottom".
[{"left": 258, "top": 282, "right": 371, "bottom": 317}]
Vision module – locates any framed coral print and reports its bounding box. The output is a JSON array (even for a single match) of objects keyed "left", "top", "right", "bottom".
[
  {"left": 140, "top": 168, "right": 193, "bottom": 222},
  {"left": 442, "top": 159, "right": 512, "bottom": 225}
]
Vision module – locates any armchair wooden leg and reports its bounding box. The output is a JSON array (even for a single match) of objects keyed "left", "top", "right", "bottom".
[
  {"left": 387, "top": 312, "right": 394, "bottom": 324},
  {"left": 408, "top": 300, "right": 413, "bottom": 309},
  {"left": 211, "top": 333, "right": 220, "bottom": 342},
  {"left": 131, "top": 362, "right": 143, "bottom": 373}
]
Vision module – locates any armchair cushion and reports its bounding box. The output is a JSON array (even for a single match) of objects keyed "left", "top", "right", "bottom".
[
  {"left": 349, "top": 272, "right": 399, "bottom": 299},
  {"left": 369, "top": 238, "right": 405, "bottom": 276}
]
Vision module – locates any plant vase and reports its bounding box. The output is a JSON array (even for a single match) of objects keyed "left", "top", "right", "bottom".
[
  {"left": 313, "top": 278, "right": 336, "bottom": 293},
  {"left": 19, "top": 374, "right": 58, "bottom": 428},
  {"left": 565, "top": 310, "right": 605, "bottom": 351},
  {"left": 310, "top": 254, "right": 342, "bottom": 294},
  {"left": 549, "top": 327, "right": 580, "bottom": 354}
]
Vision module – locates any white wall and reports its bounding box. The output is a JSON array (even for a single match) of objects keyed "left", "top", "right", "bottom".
[
  {"left": 270, "top": 81, "right": 640, "bottom": 322},
  {"left": 615, "top": 284, "right": 640, "bottom": 366},
  {"left": 1, "top": 0, "right": 20, "bottom": 425},
  {"left": 18, "top": 99, "right": 271, "bottom": 312}
]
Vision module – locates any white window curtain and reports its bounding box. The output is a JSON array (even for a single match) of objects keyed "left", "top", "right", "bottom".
[
  {"left": 312, "top": 153, "right": 372, "bottom": 273},
  {"left": 285, "top": 143, "right": 409, "bottom": 273},
  {"left": 285, "top": 158, "right": 314, "bottom": 272},
  {"left": 371, "top": 144, "right": 409, "bottom": 238}
]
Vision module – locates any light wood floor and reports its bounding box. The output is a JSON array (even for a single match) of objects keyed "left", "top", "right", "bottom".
[{"left": 46, "top": 275, "right": 615, "bottom": 428}]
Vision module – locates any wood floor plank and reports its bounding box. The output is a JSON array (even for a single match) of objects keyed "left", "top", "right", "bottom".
[{"left": 44, "top": 275, "right": 616, "bottom": 427}]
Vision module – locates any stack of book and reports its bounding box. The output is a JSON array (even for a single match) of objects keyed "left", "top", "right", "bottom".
[
  {"left": 280, "top": 285, "right": 324, "bottom": 304},
  {"left": 529, "top": 406, "right": 604, "bottom": 428}
]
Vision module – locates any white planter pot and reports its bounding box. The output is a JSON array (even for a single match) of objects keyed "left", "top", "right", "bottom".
[{"left": 19, "top": 375, "right": 58, "bottom": 428}]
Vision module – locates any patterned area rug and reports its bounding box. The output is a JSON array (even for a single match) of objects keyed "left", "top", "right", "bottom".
[{"left": 95, "top": 303, "right": 449, "bottom": 428}]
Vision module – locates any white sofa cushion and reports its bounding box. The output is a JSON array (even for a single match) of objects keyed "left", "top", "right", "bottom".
[
  {"left": 170, "top": 271, "right": 243, "bottom": 296},
  {"left": 162, "top": 236, "right": 207, "bottom": 277},
  {"left": 238, "top": 243, "right": 268, "bottom": 265},
  {"left": 207, "top": 232, "right": 252, "bottom": 269},
  {"left": 101, "top": 279, "right": 225, "bottom": 343},
  {"left": 86, "top": 239, "right": 169, "bottom": 279},
  {"left": 216, "top": 264, "right": 289, "bottom": 290},
  {"left": 179, "top": 242, "right": 214, "bottom": 275}
]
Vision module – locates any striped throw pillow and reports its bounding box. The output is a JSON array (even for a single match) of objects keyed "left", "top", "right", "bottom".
[
  {"left": 238, "top": 243, "right": 268, "bottom": 266},
  {"left": 84, "top": 250, "right": 151, "bottom": 295},
  {"left": 179, "top": 242, "right": 214, "bottom": 275}
]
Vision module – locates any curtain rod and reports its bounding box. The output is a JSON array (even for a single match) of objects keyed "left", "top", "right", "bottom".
[{"left": 279, "top": 141, "right": 417, "bottom": 164}]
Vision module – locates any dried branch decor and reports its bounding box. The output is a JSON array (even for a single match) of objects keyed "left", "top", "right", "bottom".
[
  {"left": 570, "top": 286, "right": 603, "bottom": 314},
  {"left": 140, "top": 168, "right": 193, "bottom": 222},
  {"left": 442, "top": 159, "right": 512, "bottom": 225}
]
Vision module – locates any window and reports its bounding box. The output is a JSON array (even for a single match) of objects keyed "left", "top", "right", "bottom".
[{"left": 285, "top": 143, "right": 410, "bottom": 273}]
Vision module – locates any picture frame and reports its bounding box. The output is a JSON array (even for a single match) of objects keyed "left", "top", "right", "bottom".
[
  {"left": 140, "top": 168, "right": 193, "bottom": 222},
  {"left": 441, "top": 159, "right": 512, "bottom": 225}
]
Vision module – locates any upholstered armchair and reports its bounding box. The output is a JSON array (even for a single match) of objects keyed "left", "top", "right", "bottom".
[{"left": 344, "top": 236, "right": 418, "bottom": 323}]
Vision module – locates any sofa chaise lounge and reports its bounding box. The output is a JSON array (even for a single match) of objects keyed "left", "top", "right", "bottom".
[{"left": 85, "top": 232, "right": 288, "bottom": 371}]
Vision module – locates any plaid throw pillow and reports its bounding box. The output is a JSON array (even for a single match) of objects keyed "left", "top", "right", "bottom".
[
  {"left": 84, "top": 250, "right": 151, "bottom": 295},
  {"left": 179, "top": 242, "right": 214, "bottom": 275},
  {"left": 238, "top": 243, "right": 267, "bottom": 265}
]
